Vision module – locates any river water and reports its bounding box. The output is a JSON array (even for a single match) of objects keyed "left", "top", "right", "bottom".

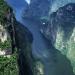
[{"left": 5, "top": 0, "right": 75, "bottom": 75}]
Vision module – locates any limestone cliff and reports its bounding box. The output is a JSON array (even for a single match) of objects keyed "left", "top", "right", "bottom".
[{"left": 41, "top": 3, "right": 75, "bottom": 74}]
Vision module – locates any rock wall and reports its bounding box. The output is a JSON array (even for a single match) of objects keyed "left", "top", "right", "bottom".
[{"left": 41, "top": 3, "right": 75, "bottom": 74}]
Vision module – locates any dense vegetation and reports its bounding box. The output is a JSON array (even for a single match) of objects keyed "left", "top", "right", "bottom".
[
  {"left": 0, "top": 53, "right": 18, "bottom": 75},
  {"left": 0, "top": 0, "right": 19, "bottom": 75},
  {"left": 0, "top": 39, "right": 11, "bottom": 50},
  {"left": 0, "top": 0, "right": 9, "bottom": 24}
]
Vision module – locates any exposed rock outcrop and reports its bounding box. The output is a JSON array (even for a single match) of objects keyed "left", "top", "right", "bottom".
[{"left": 41, "top": 3, "right": 75, "bottom": 74}]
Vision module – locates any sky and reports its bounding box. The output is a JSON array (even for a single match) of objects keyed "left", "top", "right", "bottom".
[
  {"left": 5, "top": 0, "right": 28, "bottom": 9},
  {"left": 25, "top": 0, "right": 31, "bottom": 4}
]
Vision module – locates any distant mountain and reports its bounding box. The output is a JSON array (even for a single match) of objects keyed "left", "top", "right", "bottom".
[{"left": 22, "top": 0, "right": 51, "bottom": 20}]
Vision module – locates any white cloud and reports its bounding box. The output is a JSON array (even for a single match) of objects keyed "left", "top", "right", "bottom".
[{"left": 25, "top": 0, "right": 31, "bottom": 4}]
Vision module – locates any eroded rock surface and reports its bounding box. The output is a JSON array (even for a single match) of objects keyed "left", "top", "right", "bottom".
[{"left": 41, "top": 3, "right": 75, "bottom": 74}]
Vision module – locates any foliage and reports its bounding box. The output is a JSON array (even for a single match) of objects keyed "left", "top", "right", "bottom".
[
  {"left": 0, "top": 53, "right": 19, "bottom": 75},
  {"left": 0, "top": 38, "right": 11, "bottom": 50},
  {"left": 0, "top": 1, "right": 19, "bottom": 75},
  {"left": 0, "top": 0, "right": 9, "bottom": 24}
]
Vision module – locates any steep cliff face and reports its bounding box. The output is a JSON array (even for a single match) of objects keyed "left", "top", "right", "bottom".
[
  {"left": 13, "top": 20, "right": 33, "bottom": 75},
  {"left": 14, "top": 20, "right": 75, "bottom": 75},
  {"left": 0, "top": 24, "right": 12, "bottom": 56},
  {"left": 41, "top": 3, "right": 75, "bottom": 74},
  {"left": 0, "top": 0, "right": 19, "bottom": 75}
]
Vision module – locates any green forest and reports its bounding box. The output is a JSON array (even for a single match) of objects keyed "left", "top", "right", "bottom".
[{"left": 0, "top": 0, "right": 19, "bottom": 75}]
